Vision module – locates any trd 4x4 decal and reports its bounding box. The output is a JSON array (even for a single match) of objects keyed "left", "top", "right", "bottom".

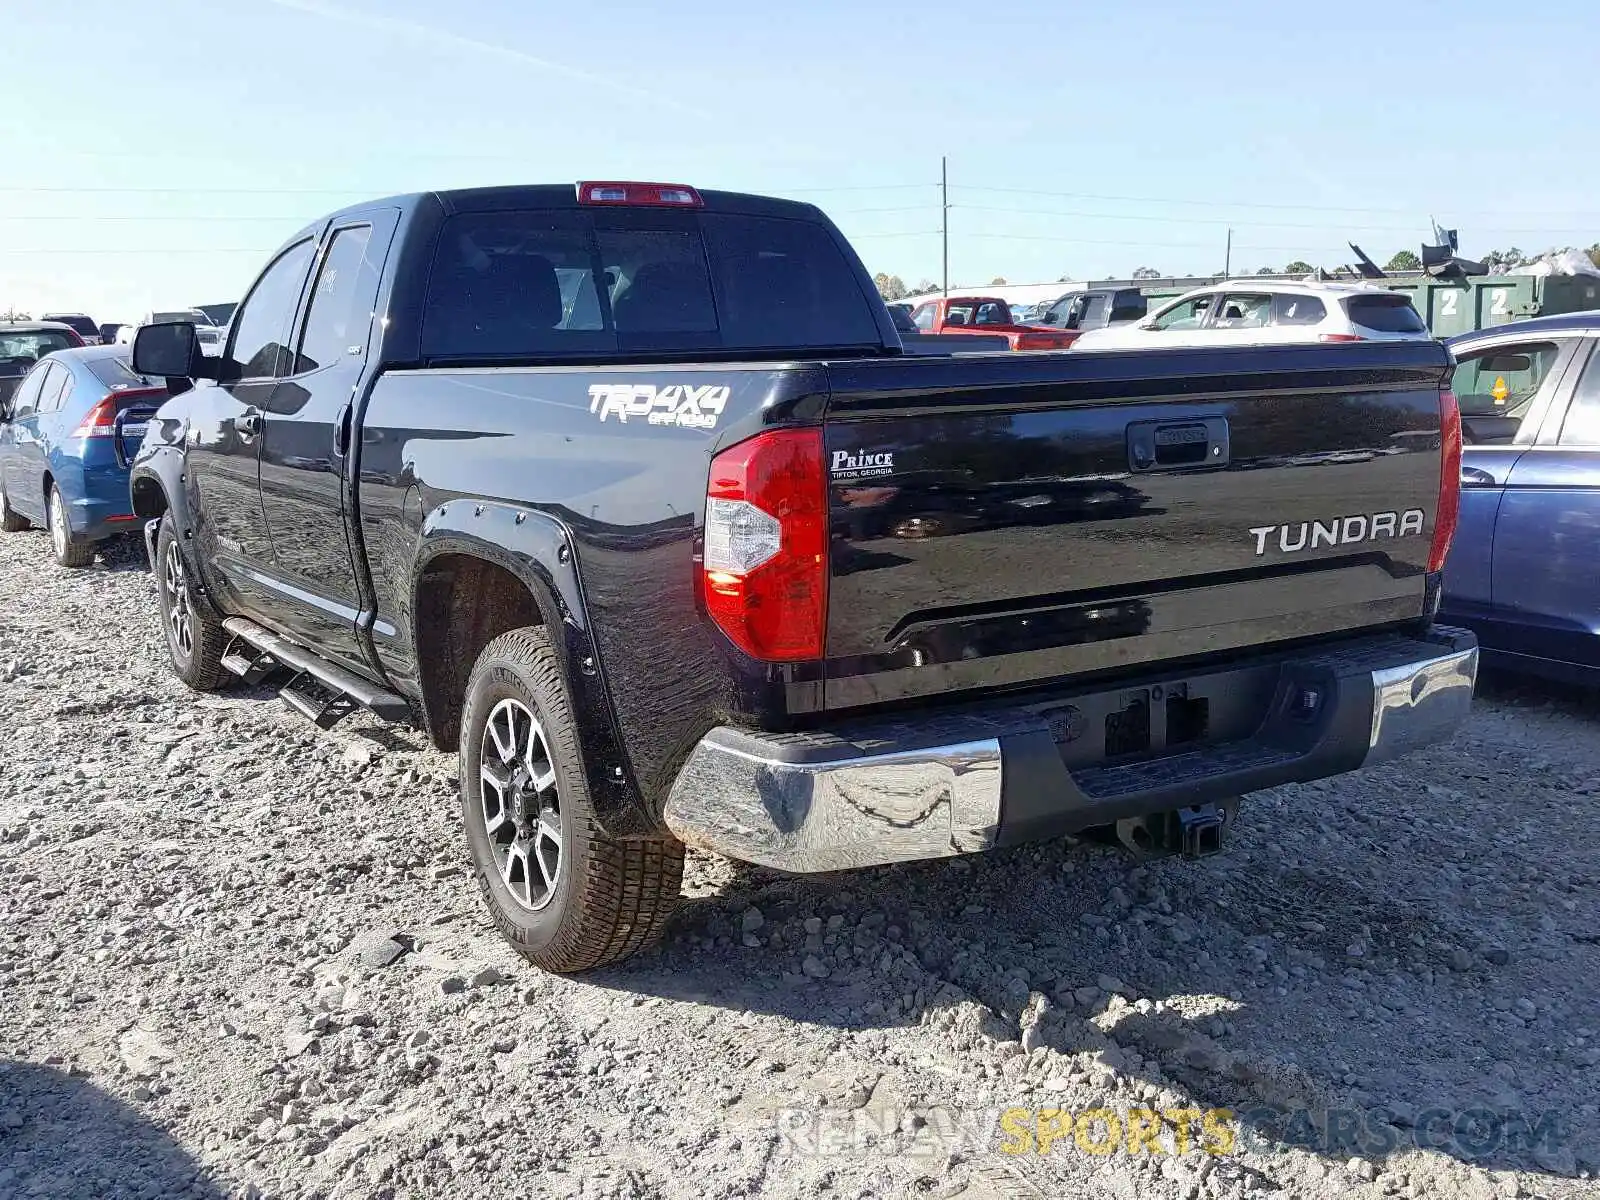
[{"left": 588, "top": 383, "right": 730, "bottom": 430}]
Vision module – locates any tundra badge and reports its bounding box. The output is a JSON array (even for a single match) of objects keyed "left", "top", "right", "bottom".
[{"left": 1249, "top": 509, "right": 1425, "bottom": 556}]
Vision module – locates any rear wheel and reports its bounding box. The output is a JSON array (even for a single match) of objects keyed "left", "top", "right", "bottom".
[
  {"left": 0, "top": 479, "right": 29, "bottom": 533},
  {"left": 47, "top": 485, "right": 94, "bottom": 568},
  {"left": 460, "top": 627, "right": 684, "bottom": 973},
  {"left": 154, "top": 515, "right": 229, "bottom": 691}
]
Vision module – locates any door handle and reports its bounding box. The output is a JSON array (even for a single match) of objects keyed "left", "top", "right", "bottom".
[
  {"left": 1460, "top": 465, "right": 1496, "bottom": 487},
  {"left": 235, "top": 410, "right": 262, "bottom": 437},
  {"left": 334, "top": 403, "right": 353, "bottom": 456}
]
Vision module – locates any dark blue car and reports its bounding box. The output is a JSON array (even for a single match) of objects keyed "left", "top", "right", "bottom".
[
  {"left": 1440, "top": 312, "right": 1600, "bottom": 684},
  {"left": 0, "top": 345, "right": 168, "bottom": 567}
]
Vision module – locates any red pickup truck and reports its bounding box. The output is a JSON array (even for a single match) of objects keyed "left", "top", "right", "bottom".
[{"left": 907, "top": 295, "right": 1080, "bottom": 350}]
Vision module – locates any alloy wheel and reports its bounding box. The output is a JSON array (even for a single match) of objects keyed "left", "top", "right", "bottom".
[
  {"left": 478, "top": 697, "right": 563, "bottom": 911},
  {"left": 163, "top": 540, "right": 195, "bottom": 660},
  {"left": 49, "top": 491, "right": 68, "bottom": 559}
]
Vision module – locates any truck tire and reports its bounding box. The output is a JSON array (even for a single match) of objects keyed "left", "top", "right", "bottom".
[
  {"left": 47, "top": 485, "right": 95, "bottom": 568},
  {"left": 460, "top": 627, "right": 683, "bottom": 973},
  {"left": 0, "top": 479, "right": 29, "bottom": 532},
  {"left": 154, "top": 515, "right": 230, "bottom": 692}
]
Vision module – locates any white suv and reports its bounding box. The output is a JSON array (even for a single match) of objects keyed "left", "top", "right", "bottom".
[{"left": 1071, "top": 280, "right": 1431, "bottom": 350}]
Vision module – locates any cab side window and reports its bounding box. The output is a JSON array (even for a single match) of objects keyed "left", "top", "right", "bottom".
[
  {"left": 7, "top": 364, "right": 49, "bottom": 419},
  {"left": 228, "top": 239, "right": 317, "bottom": 380},
  {"left": 1558, "top": 346, "right": 1600, "bottom": 447},
  {"left": 1450, "top": 341, "right": 1561, "bottom": 420},
  {"left": 296, "top": 225, "right": 377, "bottom": 374},
  {"left": 1213, "top": 294, "right": 1272, "bottom": 329},
  {"left": 38, "top": 365, "right": 72, "bottom": 414},
  {"left": 1274, "top": 294, "right": 1327, "bottom": 326},
  {"left": 1149, "top": 294, "right": 1214, "bottom": 331}
]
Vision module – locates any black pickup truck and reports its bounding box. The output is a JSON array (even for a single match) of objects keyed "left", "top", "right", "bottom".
[{"left": 128, "top": 180, "right": 1477, "bottom": 973}]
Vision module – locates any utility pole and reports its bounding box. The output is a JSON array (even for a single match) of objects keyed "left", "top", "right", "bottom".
[
  {"left": 1224, "top": 228, "right": 1232, "bottom": 278},
  {"left": 941, "top": 156, "right": 949, "bottom": 297}
]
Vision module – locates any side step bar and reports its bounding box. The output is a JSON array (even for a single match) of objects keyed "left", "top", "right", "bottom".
[{"left": 221, "top": 617, "right": 411, "bottom": 725}]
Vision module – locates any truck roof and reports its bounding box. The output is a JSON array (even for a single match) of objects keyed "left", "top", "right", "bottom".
[{"left": 294, "top": 184, "right": 831, "bottom": 241}]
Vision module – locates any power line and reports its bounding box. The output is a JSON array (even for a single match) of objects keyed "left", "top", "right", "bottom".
[
  {"left": 0, "top": 186, "right": 373, "bottom": 196},
  {"left": 962, "top": 232, "right": 1348, "bottom": 254},
  {"left": 0, "top": 215, "right": 310, "bottom": 222},
  {"left": 0, "top": 248, "right": 276, "bottom": 255},
  {"left": 771, "top": 184, "right": 936, "bottom": 194},
  {"left": 951, "top": 204, "right": 1599, "bottom": 238},
  {"left": 819, "top": 205, "right": 937, "bottom": 216},
  {"left": 955, "top": 184, "right": 1600, "bottom": 220}
]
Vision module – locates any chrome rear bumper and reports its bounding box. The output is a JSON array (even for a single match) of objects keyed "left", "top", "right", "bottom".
[{"left": 662, "top": 627, "right": 1477, "bottom": 873}]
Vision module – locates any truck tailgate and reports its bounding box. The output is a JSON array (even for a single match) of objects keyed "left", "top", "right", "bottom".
[{"left": 820, "top": 342, "right": 1452, "bottom": 710}]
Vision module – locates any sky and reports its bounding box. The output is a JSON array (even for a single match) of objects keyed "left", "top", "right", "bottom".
[{"left": 3, "top": 0, "right": 1599, "bottom": 323}]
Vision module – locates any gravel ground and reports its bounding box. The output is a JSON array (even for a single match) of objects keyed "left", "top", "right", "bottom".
[{"left": 1, "top": 529, "right": 1597, "bottom": 1200}]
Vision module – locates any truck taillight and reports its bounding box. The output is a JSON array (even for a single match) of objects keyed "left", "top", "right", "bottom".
[
  {"left": 702, "top": 428, "right": 828, "bottom": 661},
  {"left": 576, "top": 181, "right": 704, "bottom": 208},
  {"left": 1013, "top": 332, "right": 1075, "bottom": 351},
  {"left": 1318, "top": 333, "right": 1365, "bottom": 343},
  {"left": 1429, "top": 390, "right": 1462, "bottom": 573}
]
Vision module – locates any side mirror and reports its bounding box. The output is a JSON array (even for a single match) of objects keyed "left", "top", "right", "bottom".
[
  {"left": 132, "top": 322, "right": 214, "bottom": 380},
  {"left": 1136, "top": 321, "right": 1159, "bottom": 331}
]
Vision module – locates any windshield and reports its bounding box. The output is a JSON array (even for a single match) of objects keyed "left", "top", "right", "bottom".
[{"left": 0, "top": 330, "right": 76, "bottom": 360}]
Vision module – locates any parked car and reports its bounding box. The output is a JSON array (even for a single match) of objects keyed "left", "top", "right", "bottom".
[
  {"left": 1071, "top": 281, "right": 1431, "bottom": 350},
  {"left": 0, "top": 322, "right": 85, "bottom": 407},
  {"left": 98, "top": 323, "right": 124, "bottom": 346},
  {"left": 1439, "top": 311, "right": 1600, "bottom": 684},
  {"left": 888, "top": 302, "right": 1009, "bottom": 353},
  {"left": 194, "top": 302, "right": 237, "bottom": 328},
  {"left": 1032, "top": 287, "right": 1149, "bottom": 333},
  {"left": 0, "top": 345, "right": 167, "bottom": 566},
  {"left": 128, "top": 179, "right": 1472, "bottom": 975},
  {"left": 906, "top": 295, "right": 1080, "bottom": 349},
  {"left": 40, "top": 313, "right": 103, "bottom": 345},
  {"left": 118, "top": 309, "right": 227, "bottom": 356}
]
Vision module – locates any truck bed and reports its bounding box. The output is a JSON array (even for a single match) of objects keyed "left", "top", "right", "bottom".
[{"left": 356, "top": 339, "right": 1452, "bottom": 811}]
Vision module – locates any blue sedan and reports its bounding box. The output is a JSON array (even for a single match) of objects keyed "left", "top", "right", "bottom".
[
  {"left": 0, "top": 345, "right": 168, "bottom": 567},
  {"left": 1440, "top": 312, "right": 1600, "bottom": 684}
]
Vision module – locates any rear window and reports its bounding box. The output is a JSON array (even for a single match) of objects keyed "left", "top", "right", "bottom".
[
  {"left": 86, "top": 354, "right": 162, "bottom": 391},
  {"left": 152, "top": 310, "right": 210, "bottom": 325},
  {"left": 0, "top": 329, "right": 76, "bottom": 360},
  {"left": 421, "top": 209, "right": 881, "bottom": 360},
  {"left": 1345, "top": 294, "right": 1427, "bottom": 333}
]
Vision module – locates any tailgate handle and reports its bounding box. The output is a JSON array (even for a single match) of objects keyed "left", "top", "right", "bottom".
[{"left": 1128, "top": 417, "right": 1230, "bottom": 471}]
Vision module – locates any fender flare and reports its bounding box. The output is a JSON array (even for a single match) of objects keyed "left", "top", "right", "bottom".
[
  {"left": 411, "top": 499, "right": 656, "bottom": 839},
  {"left": 128, "top": 445, "right": 226, "bottom": 617}
]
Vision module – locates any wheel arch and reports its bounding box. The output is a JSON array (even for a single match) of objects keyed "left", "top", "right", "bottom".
[{"left": 409, "top": 502, "right": 655, "bottom": 838}]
